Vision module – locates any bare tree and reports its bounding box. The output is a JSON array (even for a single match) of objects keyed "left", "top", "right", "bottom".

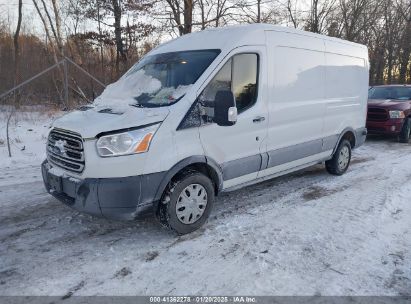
[
  {"left": 51, "top": 0, "right": 64, "bottom": 55},
  {"left": 38, "top": 0, "right": 63, "bottom": 56},
  {"left": 383, "top": 0, "right": 403, "bottom": 83},
  {"left": 256, "top": 0, "right": 261, "bottom": 22},
  {"left": 32, "top": 0, "right": 67, "bottom": 105},
  {"left": 234, "top": 0, "right": 280, "bottom": 24},
  {"left": 286, "top": 0, "right": 299, "bottom": 28},
  {"left": 111, "top": 0, "right": 127, "bottom": 74},
  {"left": 66, "top": 0, "right": 82, "bottom": 35},
  {"left": 162, "top": 0, "right": 194, "bottom": 35},
  {"left": 397, "top": 0, "right": 411, "bottom": 83},
  {"left": 338, "top": 0, "right": 380, "bottom": 41},
  {"left": 6, "top": 0, "right": 23, "bottom": 158},
  {"left": 6, "top": 109, "right": 14, "bottom": 158},
  {"left": 197, "top": 0, "right": 237, "bottom": 28},
  {"left": 13, "top": 0, "right": 23, "bottom": 89},
  {"left": 2, "top": 0, "right": 411, "bottom": 107},
  {"left": 307, "top": 0, "right": 337, "bottom": 34}
]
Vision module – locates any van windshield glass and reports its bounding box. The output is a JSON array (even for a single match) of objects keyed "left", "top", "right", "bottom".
[
  {"left": 96, "top": 49, "right": 220, "bottom": 108},
  {"left": 369, "top": 87, "right": 411, "bottom": 101}
]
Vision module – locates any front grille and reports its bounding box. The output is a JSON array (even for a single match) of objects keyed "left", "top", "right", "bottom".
[
  {"left": 47, "top": 128, "right": 85, "bottom": 173},
  {"left": 367, "top": 107, "right": 389, "bottom": 121}
]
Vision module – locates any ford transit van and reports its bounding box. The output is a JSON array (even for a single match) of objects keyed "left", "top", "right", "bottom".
[{"left": 42, "top": 24, "right": 369, "bottom": 234}]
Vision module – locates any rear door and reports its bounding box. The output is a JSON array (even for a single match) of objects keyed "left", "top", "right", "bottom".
[{"left": 198, "top": 46, "right": 268, "bottom": 189}]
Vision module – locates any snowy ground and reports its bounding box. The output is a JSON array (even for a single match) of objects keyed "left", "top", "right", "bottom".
[
  {"left": 0, "top": 111, "right": 410, "bottom": 296},
  {"left": 0, "top": 109, "right": 62, "bottom": 168}
]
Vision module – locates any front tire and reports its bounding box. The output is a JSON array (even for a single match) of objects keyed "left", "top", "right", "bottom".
[
  {"left": 399, "top": 118, "right": 411, "bottom": 143},
  {"left": 326, "top": 139, "right": 352, "bottom": 176},
  {"left": 157, "top": 171, "right": 215, "bottom": 235}
]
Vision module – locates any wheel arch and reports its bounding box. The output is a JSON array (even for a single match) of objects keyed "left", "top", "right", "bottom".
[
  {"left": 152, "top": 156, "right": 223, "bottom": 208},
  {"left": 333, "top": 128, "right": 357, "bottom": 153}
]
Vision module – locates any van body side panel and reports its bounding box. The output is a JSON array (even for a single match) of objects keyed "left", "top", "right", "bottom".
[
  {"left": 224, "top": 150, "right": 331, "bottom": 190},
  {"left": 323, "top": 40, "right": 369, "bottom": 143},
  {"left": 267, "top": 138, "right": 323, "bottom": 167},
  {"left": 260, "top": 31, "right": 328, "bottom": 179}
]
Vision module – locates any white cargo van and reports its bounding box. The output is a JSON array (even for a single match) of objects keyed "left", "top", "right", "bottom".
[{"left": 42, "top": 24, "right": 369, "bottom": 234}]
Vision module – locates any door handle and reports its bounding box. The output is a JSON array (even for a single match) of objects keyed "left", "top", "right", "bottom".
[{"left": 253, "top": 116, "right": 265, "bottom": 123}]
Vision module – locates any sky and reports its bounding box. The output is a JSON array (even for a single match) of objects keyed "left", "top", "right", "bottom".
[{"left": 0, "top": 0, "right": 41, "bottom": 34}]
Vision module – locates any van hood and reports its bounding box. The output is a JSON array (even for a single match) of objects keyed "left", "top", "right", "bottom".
[
  {"left": 53, "top": 105, "right": 169, "bottom": 138},
  {"left": 368, "top": 99, "right": 410, "bottom": 110}
]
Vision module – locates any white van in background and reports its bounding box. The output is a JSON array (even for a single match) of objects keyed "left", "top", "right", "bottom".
[{"left": 42, "top": 24, "right": 369, "bottom": 234}]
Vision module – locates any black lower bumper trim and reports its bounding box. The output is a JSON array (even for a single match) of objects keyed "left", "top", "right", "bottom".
[{"left": 41, "top": 160, "right": 165, "bottom": 220}]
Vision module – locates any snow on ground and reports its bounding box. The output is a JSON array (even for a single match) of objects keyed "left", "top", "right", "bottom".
[
  {"left": 0, "top": 111, "right": 410, "bottom": 296},
  {"left": 0, "top": 109, "right": 62, "bottom": 169}
]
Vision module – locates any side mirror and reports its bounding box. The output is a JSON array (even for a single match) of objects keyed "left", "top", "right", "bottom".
[{"left": 214, "top": 90, "right": 237, "bottom": 126}]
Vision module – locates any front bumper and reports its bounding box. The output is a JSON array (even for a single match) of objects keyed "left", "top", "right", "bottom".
[
  {"left": 366, "top": 119, "right": 404, "bottom": 135},
  {"left": 41, "top": 160, "right": 165, "bottom": 220}
]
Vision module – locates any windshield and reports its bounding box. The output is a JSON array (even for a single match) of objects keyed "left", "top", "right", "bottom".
[
  {"left": 369, "top": 87, "right": 411, "bottom": 101},
  {"left": 96, "top": 49, "right": 220, "bottom": 108}
]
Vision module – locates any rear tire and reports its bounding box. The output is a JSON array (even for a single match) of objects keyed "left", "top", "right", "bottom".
[
  {"left": 399, "top": 118, "right": 411, "bottom": 143},
  {"left": 326, "top": 139, "right": 352, "bottom": 176},
  {"left": 157, "top": 170, "right": 215, "bottom": 235}
]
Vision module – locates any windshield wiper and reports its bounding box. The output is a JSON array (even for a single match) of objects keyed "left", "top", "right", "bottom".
[
  {"left": 131, "top": 94, "right": 186, "bottom": 108},
  {"left": 98, "top": 108, "right": 124, "bottom": 114},
  {"left": 131, "top": 103, "right": 145, "bottom": 108}
]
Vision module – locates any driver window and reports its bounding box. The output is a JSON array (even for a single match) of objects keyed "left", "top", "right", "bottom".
[
  {"left": 200, "top": 59, "right": 232, "bottom": 107},
  {"left": 199, "top": 53, "right": 258, "bottom": 115}
]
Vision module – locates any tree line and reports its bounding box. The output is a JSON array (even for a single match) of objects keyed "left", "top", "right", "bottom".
[{"left": 0, "top": 0, "right": 410, "bottom": 107}]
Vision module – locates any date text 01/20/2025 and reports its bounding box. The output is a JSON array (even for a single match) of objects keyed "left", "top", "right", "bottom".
[{"left": 149, "top": 296, "right": 257, "bottom": 303}]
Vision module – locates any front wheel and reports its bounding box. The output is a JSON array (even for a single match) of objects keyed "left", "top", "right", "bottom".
[
  {"left": 157, "top": 171, "right": 215, "bottom": 235},
  {"left": 326, "top": 139, "right": 352, "bottom": 176},
  {"left": 399, "top": 118, "right": 411, "bottom": 143}
]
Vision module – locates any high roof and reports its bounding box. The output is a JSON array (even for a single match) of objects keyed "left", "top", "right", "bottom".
[{"left": 149, "top": 23, "right": 367, "bottom": 55}]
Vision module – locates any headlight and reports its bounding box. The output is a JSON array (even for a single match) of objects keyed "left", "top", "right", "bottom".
[
  {"left": 389, "top": 110, "right": 405, "bottom": 119},
  {"left": 96, "top": 123, "right": 160, "bottom": 157}
]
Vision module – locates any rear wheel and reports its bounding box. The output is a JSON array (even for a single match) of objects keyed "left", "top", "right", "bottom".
[
  {"left": 157, "top": 171, "right": 215, "bottom": 235},
  {"left": 326, "top": 139, "right": 352, "bottom": 176},
  {"left": 399, "top": 118, "right": 411, "bottom": 143}
]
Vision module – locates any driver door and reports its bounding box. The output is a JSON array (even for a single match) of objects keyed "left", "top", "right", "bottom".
[{"left": 198, "top": 46, "right": 268, "bottom": 189}]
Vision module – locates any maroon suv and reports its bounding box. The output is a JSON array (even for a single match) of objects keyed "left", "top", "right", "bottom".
[{"left": 367, "top": 85, "right": 411, "bottom": 143}]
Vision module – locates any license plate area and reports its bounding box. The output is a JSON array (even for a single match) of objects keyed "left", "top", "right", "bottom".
[{"left": 48, "top": 172, "right": 63, "bottom": 192}]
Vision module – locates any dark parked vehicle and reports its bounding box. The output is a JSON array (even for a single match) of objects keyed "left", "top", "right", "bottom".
[{"left": 367, "top": 85, "right": 411, "bottom": 143}]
